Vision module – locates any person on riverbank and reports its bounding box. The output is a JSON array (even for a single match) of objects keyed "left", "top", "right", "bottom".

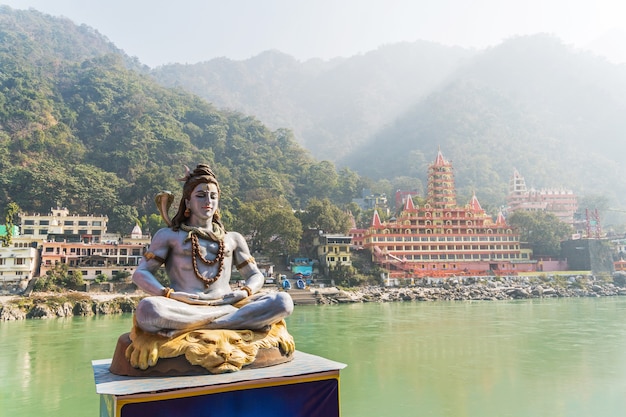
[{"left": 132, "top": 164, "right": 293, "bottom": 337}]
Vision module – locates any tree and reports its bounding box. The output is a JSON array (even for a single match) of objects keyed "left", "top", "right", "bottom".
[
  {"left": 507, "top": 211, "right": 573, "bottom": 258},
  {"left": 39, "top": 263, "right": 84, "bottom": 290},
  {"left": 297, "top": 198, "right": 352, "bottom": 234},
  {"left": 233, "top": 197, "right": 302, "bottom": 261},
  {"left": 108, "top": 205, "right": 139, "bottom": 235},
  {"left": 68, "top": 164, "right": 124, "bottom": 214},
  {"left": 298, "top": 161, "right": 339, "bottom": 203},
  {"left": 140, "top": 213, "right": 167, "bottom": 236},
  {"left": 335, "top": 167, "right": 360, "bottom": 204},
  {"left": 1, "top": 201, "right": 20, "bottom": 247}
]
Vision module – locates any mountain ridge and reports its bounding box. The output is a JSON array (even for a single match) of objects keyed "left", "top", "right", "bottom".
[{"left": 150, "top": 34, "right": 626, "bottom": 211}]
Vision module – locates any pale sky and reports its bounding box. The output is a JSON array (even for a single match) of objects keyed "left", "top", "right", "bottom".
[{"left": 2, "top": 0, "right": 626, "bottom": 67}]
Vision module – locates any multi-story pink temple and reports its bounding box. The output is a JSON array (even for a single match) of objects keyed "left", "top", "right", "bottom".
[{"left": 364, "top": 150, "right": 536, "bottom": 281}]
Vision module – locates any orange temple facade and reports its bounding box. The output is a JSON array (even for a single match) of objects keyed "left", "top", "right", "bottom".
[{"left": 364, "top": 150, "right": 536, "bottom": 281}]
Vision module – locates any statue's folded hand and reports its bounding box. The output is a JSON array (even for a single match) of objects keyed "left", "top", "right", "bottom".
[
  {"left": 203, "top": 290, "right": 247, "bottom": 306},
  {"left": 170, "top": 291, "right": 213, "bottom": 305}
]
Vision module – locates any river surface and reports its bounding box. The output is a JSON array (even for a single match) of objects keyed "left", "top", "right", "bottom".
[{"left": 1, "top": 297, "right": 626, "bottom": 417}]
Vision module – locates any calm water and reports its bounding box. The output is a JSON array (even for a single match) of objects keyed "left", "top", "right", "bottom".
[{"left": 1, "top": 297, "right": 626, "bottom": 417}]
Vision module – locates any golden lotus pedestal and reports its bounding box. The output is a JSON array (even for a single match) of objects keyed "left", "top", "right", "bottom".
[{"left": 92, "top": 351, "right": 346, "bottom": 417}]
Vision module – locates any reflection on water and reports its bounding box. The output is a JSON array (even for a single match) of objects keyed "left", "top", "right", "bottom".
[{"left": 1, "top": 298, "right": 626, "bottom": 417}]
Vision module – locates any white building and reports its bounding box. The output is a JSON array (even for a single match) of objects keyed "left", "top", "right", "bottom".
[
  {"left": 0, "top": 246, "right": 40, "bottom": 292},
  {"left": 20, "top": 207, "right": 108, "bottom": 242}
]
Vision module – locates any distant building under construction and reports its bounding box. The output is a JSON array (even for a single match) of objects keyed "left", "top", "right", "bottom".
[
  {"left": 364, "top": 150, "right": 535, "bottom": 282},
  {"left": 506, "top": 169, "right": 577, "bottom": 225}
]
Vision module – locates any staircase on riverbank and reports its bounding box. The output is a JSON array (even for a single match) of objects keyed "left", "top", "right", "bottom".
[{"left": 285, "top": 289, "right": 319, "bottom": 305}]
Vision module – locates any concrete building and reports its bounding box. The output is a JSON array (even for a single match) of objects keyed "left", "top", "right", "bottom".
[
  {"left": 560, "top": 239, "right": 614, "bottom": 274},
  {"left": 39, "top": 239, "right": 145, "bottom": 281},
  {"left": 0, "top": 246, "right": 40, "bottom": 292},
  {"left": 352, "top": 189, "right": 390, "bottom": 216},
  {"left": 314, "top": 234, "right": 353, "bottom": 274},
  {"left": 506, "top": 169, "right": 578, "bottom": 225},
  {"left": 20, "top": 207, "right": 109, "bottom": 243}
]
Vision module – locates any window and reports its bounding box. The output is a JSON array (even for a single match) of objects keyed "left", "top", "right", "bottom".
[
  {"left": 64, "top": 220, "right": 74, "bottom": 226},
  {"left": 39, "top": 220, "right": 49, "bottom": 225},
  {"left": 16, "top": 258, "right": 25, "bottom": 265},
  {"left": 24, "top": 220, "right": 35, "bottom": 225},
  {"left": 79, "top": 221, "right": 88, "bottom": 226}
]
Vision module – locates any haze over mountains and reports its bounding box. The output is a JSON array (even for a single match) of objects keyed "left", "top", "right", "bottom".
[
  {"left": 151, "top": 35, "right": 626, "bottom": 212},
  {"left": 2, "top": 6, "right": 626, "bottom": 222}
]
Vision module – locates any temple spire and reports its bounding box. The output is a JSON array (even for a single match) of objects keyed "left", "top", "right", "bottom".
[
  {"left": 371, "top": 210, "right": 382, "bottom": 227},
  {"left": 433, "top": 147, "right": 446, "bottom": 167},
  {"left": 469, "top": 192, "right": 483, "bottom": 212},
  {"left": 404, "top": 194, "right": 416, "bottom": 211}
]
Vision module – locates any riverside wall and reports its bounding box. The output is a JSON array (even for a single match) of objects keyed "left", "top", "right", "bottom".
[{"left": 2, "top": 274, "right": 626, "bottom": 321}]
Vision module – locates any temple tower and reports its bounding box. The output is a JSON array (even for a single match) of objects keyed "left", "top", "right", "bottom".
[{"left": 427, "top": 149, "right": 457, "bottom": 209}]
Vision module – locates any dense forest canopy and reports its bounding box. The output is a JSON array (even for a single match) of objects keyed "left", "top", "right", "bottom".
[{"left": 0, "top": 7, "right": 365, "bottom": 234}]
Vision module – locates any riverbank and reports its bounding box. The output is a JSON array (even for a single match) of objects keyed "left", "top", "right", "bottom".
[
  {"left": 0, "top": 292, "right": 143, "bottom": 321},
  {"left": 2, "top": 276, "right": 625, "bottom": 321},
  {"left": 317, "top": 278, "right": 626, "bottom": 304}
]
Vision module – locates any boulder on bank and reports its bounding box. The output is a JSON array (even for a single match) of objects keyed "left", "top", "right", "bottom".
[
  {"left": 0, "top": 293, "right": 143, "bottom": 321},
  {"left": 318, "top": 277, "right": 625, "bottom": 304}
]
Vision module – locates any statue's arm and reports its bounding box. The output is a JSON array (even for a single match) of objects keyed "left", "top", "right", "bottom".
[
  {"left": 231, "top": 232, "right": 265, "bottom": 294},
  {"left": 133, "top": 228, "right": 172, "bottom": 296}
]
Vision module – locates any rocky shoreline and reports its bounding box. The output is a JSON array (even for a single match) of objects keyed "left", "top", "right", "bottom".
[
  {"left": 1, "top": 276, "right": 625, "bottom": 321},
  {"left": 317, "top": 275, "right": 626, "bottom": 304},
  {"left": 0, "top": 292, "right": 143, "bottom": 321}
]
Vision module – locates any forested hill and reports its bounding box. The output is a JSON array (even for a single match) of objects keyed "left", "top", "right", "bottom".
[
  {"left": 151, "top": 34, "right": 626, "bottom": 212},
  {"left": 0, "top": 7, "right": 358, "bottom": 233},
  {"left": 151, "top": 42, "right": 475, "bottom": 162}
]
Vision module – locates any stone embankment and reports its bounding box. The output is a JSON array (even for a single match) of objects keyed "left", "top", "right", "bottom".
[
  {"left": 2, "top": 276, "right": 626, "bottom": 320},
  {"left": 0, "top": 293, "right": 142, "bottom": 321},
  {"left": 315, "top": 276, "right": 626, "bottom": 304}
]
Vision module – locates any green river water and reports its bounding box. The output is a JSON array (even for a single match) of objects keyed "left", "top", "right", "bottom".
[{"left": 1, "top": 297, "right": 626, "bottom": 417}]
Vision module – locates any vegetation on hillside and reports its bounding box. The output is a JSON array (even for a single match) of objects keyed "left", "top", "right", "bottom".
[{"left": 0, "top": 7, "right": 365, "bottom": 241}]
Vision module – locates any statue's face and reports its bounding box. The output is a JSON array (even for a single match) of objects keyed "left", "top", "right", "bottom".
[{"left": 186, "top": 182, "right": 219, "bottom": 223}]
